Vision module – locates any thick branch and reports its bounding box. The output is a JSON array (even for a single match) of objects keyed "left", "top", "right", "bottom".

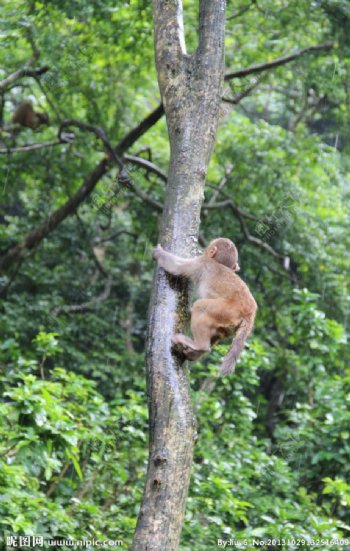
[
  {"left": 197, "top": 0, "right": 226, "bottom": 63},
  {"left": 153, "top": 0, "right": 186, "bottom": 92},
  {"left": 198, "top": 0, "right": 224, "bottom": 54},
  {"left": 224, "top": 43, "right": 333, "bottom": 80},
  {"left": 197, "top": 0, "right": 226, "bottom": 89},
  {"left": 0, "top": 65, "right": 49, "bottom": 92}
]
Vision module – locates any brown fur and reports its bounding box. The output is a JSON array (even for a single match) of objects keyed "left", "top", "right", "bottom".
[
  {"left": 12, "top": 101, "right": 49, "bottom": 130},
  {"left": 153, "top": 238, "right": 257, "bottom": 375}
]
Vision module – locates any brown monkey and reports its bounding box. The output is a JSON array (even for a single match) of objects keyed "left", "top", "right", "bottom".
[
  {"left": 153, "top": 238, "right": 257, "bottom": 376},
  {"left": 12, "top": 101, "right": 49, "bottom": 130}
]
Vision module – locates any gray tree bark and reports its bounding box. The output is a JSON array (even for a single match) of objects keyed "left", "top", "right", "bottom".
[{"left": 131, "top": 1, "right": 226, "bottom": 550}]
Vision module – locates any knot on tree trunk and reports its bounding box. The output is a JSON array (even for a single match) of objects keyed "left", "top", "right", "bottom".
[{"left": 153, "top": 448, "right": 169, "bottom": 466}]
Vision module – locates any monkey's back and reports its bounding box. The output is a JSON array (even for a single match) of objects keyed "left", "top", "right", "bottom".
[
  {"left": 12, "top": 101, "right": 33, "bottom": 126},
  {"left": 199, "top": 258, "right": 257, "bottom": 315}
]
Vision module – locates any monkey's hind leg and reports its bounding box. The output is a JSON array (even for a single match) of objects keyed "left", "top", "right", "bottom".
[
  {"left": 187, "top": 298, "right": 238, "bottom": 361},
  {"left": 172, "top": 299, "right": 214, "bottom": 361}
]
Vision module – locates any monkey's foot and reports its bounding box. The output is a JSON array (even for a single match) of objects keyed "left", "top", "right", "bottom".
[
  {"left": 172, "top": 334, "right": 210, "bottom": 361},
  {"left": 183, "top": 348, "right": 205, "bottom": 361},
  {"left": 172, "top": 333, "right": 194, "bottom": 348}
]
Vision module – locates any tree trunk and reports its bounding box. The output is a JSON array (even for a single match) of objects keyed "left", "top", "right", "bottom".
[{"left": 131, "top": 2, "right": 226, "bottom": 550}]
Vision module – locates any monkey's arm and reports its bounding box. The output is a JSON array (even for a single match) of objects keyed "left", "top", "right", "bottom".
[{"left": 153, "top": 244, "right": 199, "bottom": 278}]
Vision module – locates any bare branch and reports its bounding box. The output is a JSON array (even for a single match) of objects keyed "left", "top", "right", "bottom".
[
  {"left": 202, "top": 184, "right": 296, "bottom": 272},
  {"left": 124, "top": 154, "right": 167, "bottom": 182},
  {"left": 204, "top": 183, "right": 272, "bottom": 224},
  {"left": 225, "top": 43, "right": 333, "bottom": 81},
  {"left": 227, "top": 0, "right": 255, "bottom": 21},
  {"left": 236, "top": 208, "right": 284, "bottom": 260},
  {"left": 0, "top": 141, "right": 63, "bottom": 154},
  {"left": 60, "top": 121, "right": 165, "bottom": 210},
  {"left": 289, "top": 94, "right": 326, "bottom": 130},
  {"left": 35, "top": 77, "right": 62, "bottom": 123},
  {"left": 122, "top": 174, "right": 163, "bottom": 211},
  {"left": 46, "top": 460, "right": 71, "bottom": 497},
  {"left": 235, "top": 207, "right": 298, "bottom": 282},
  {"left": 0, "top": 65, "right": 49, "bottom": 92},
  {"left": 134, "top": 145, "right": 152, "bottom": 161},
  {"left": 206, "top": 172, "right": 231, "bottom": 205},
  {"left": 25, "top": 25, "right": 41, "bottom": 65},
  {"left": 67, "top": 473, "right": 97, "bottom": 514},
  {"left": 58, "top": 119, "right": 124, "bottom": 170},
  {"left": 222, "top": 76, "right": 262, "bottom": 105}
]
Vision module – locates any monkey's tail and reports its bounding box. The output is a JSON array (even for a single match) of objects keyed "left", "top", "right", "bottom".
[{"left": 219, "top": 315, "right": 255, "bottom": 376}]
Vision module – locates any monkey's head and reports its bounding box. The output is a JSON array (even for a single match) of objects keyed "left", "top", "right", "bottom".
[
  {"left": 36, "top": 112, "right": 50, "bottom": 125},
  {"left": 205, "top": 238, "right": 240, "bottom": 271}
]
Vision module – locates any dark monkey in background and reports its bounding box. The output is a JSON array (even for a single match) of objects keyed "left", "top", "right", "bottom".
[
  {"left": 153, "top": 238, "right": 257, "bottom": 375},
  {"left": 12, "top": 101, "right": 49, "bottom": 130}
]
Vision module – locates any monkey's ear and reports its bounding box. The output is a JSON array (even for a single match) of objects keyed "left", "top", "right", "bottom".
[
  {"left": 207, "top": 245, "right": 217, "bottom": 258},
  {"left": 232, "top": 262, "right": 240, "bottom": 272}
]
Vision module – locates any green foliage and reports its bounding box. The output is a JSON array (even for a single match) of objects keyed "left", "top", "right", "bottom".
[{"left": 0, "top": 333, "right": 147, "bottom": 544}]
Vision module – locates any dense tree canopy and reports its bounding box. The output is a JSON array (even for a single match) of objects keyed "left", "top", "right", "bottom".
[{"left": 0, "top": 0, "right": 349, "bottom": 549}]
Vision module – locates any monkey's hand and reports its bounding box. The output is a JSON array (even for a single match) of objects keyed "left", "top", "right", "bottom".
[
  {"left": 152, "top": 245, "right": 196, "bottom": 277},
  {"left": 152, "top": 244, "right": 164, "bottom": 261}
]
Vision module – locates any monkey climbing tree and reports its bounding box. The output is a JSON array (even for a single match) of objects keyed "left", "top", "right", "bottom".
[{"left": 131, "top": 2, "right": 226, "bottom": 550}]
